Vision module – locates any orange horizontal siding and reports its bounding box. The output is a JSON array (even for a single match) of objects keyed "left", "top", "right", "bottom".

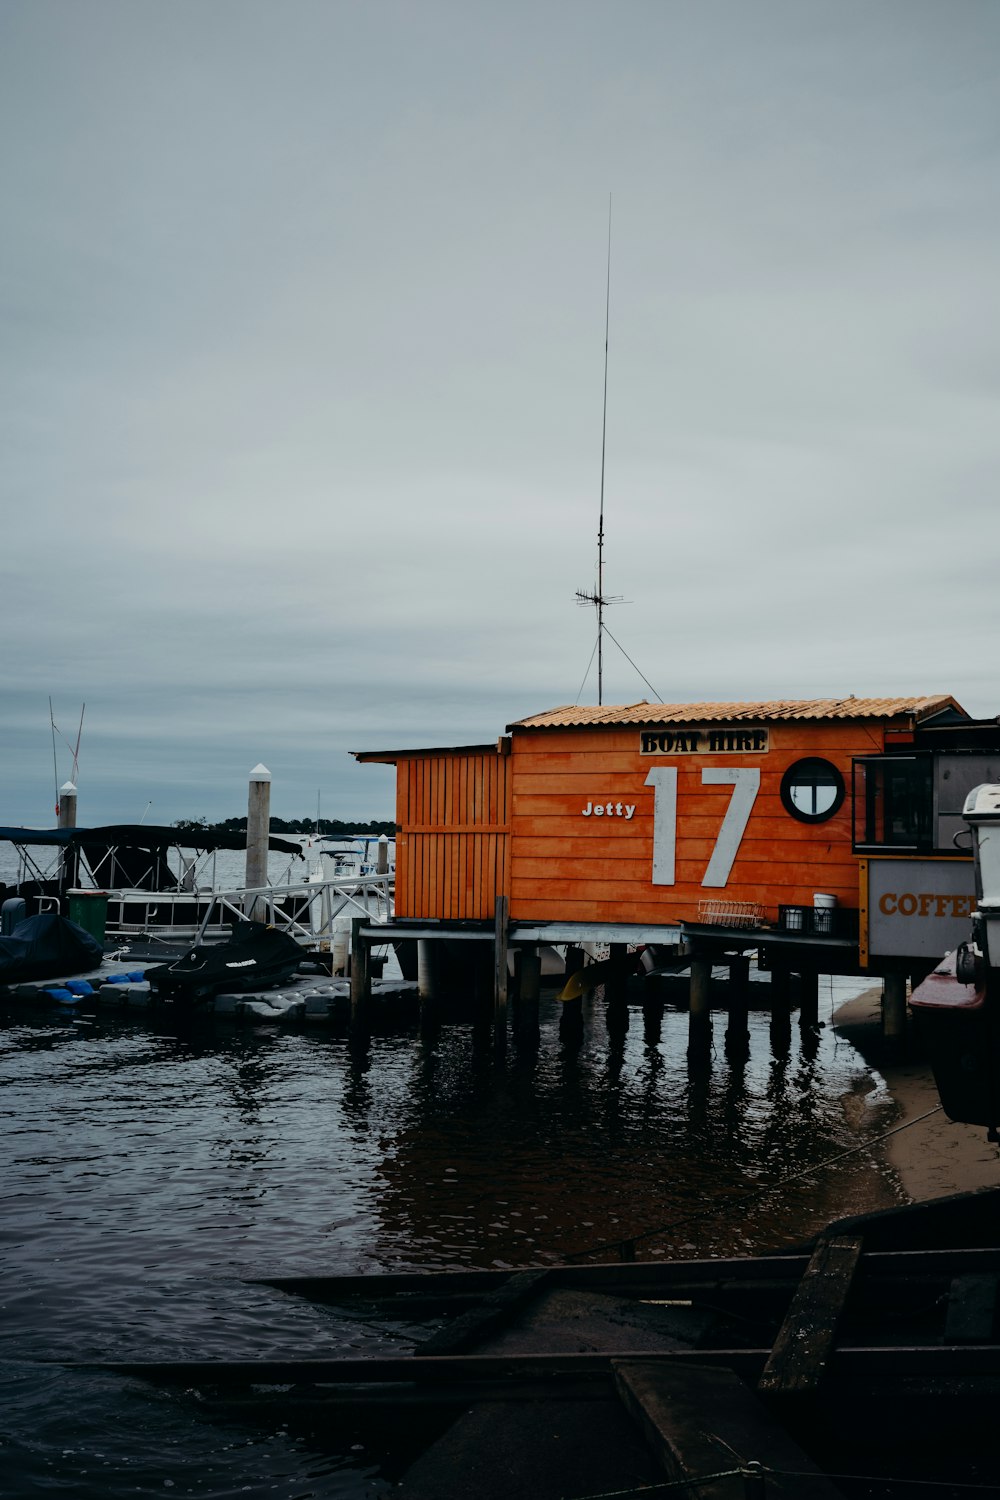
[
  {"left": 390, "top": 718, "right": 891, "bottom": 927},
  {"left": 507, "top": 721, "right": 871, "bottom": 925}
]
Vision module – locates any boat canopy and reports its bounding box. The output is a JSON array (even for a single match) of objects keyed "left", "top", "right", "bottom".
[{"left": 0, "top": 825, "right": 304, "bottom": 856}]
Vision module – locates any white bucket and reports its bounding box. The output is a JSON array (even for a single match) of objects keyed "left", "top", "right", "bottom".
[
  {"left": 813, "top": 893, "right": 837, "bottom": 910},
  {"left": 330, "top": 914, "right": 352, "bottom": 976}
]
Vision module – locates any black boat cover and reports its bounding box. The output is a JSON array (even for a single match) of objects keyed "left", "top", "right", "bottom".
[
  {"left": 0, "top": 825, "right": 304, "bottom": 856},
  {"left": 146, "top": 922, "right": 305, "bottom": 1003},
  {"left": 0, "top": 913, "right": 104, "bottom": 986}
]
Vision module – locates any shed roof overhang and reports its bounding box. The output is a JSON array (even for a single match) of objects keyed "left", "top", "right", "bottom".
[
  {"left": 352, "top": 741, "right": 506, "bottom": 766},
  {"left": 506, "top": 695, "right": 969, "bottom": 732}
]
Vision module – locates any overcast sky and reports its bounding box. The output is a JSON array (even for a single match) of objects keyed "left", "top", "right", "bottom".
[{"left": 3, "top": 1, "right": 999, "bottom": 826}]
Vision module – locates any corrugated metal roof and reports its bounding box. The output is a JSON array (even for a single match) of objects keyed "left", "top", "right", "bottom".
[{"left": 508, "top": 696, "right": 965, "bottom": 730}]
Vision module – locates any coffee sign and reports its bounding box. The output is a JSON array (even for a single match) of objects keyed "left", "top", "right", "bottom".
[{"left": 640, "top": 727, "right": 769, "bottom": 755}]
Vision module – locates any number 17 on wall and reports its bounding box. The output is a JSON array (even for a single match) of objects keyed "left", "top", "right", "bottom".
[{"left": 644, "top": 767, "right": 761, "bottom": 888}]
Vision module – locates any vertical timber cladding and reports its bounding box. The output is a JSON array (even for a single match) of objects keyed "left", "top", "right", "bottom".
[
  {"left": 508, "top": 719, "right": 880, "bottom": 925},
  {"left": 394, "top": 746, "right": 511, "bottom": 919}
]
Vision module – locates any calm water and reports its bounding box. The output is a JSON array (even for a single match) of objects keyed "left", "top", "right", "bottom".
[{"left": 0, "top": 843, "right": 900, "bottom": 1496}]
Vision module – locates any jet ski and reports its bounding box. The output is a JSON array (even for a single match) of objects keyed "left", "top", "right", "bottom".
[{"left": 146, "top": 921, "right": 305, "bottom": 1004}]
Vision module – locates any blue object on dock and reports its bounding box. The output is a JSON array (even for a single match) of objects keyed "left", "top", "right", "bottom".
[
  {"left": 45, "top": 988, "right": 77, "bottom": 1003},
  {"left": 65, "top": 980, "right": 95, "bottom": 996},
  {"left": 127, "top": 971, "right": 146, "bottom": 982},
  {"left": 105, "top": 974, "right": 129, "bottom": 984}
]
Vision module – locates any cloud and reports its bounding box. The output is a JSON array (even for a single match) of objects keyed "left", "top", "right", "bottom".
[{"left": 2, "top": 0, "right": 999, "bottom": 822}]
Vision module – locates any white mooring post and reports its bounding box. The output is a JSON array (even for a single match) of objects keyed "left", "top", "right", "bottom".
[
  {"left": 245, "top": 764, "right": 272, "bottom": 920},
  {"left": 58, "top": 780, "right": 78, "bottom": 889},
  {"left": 58, "top": 781, "right": 77, "bottom": 829}
]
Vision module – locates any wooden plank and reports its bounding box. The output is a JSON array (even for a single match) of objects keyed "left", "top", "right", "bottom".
[
  {"left": 78, "top": 1349, "right": 771, "bottom": 1386},
  {"left": 450, "top": 822, "right": 460, "bottom": 921},
  {"left": 401, "top": 828, "right": 509, "bottom": 840},
  {"left": 945, "top": 1275, "right": 998, "bottom": 1343},
  {"left": 254, "top": 1253, "right": 810, "bottom": 1303},
  {"left": 255, "top": 1250, "right": 1000, "bottom": 1316},
  {"left": 419, "top": 1269, "right": 550, "bottom": 1355},
  {"left": 614, "top": 1359, "right": 844, "bottom": 1499},
  {"left": 758, "top": 1235, "right": 863, "bottom": 1395},
  {"left": 79, "top": 1342, "right": 1000, "bottom": 1388}
]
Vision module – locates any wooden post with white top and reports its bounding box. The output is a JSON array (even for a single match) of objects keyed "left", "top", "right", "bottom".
[
  {"left": 245, "top": 764, "right": 271, "bottom": 922},
  {"left": 58, "top": 781, "right": 78, "bottom": 889}
]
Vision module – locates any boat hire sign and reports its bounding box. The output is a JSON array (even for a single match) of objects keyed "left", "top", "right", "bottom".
[{"left": 639, "top": 727, "right": 769, "bottom": 755}]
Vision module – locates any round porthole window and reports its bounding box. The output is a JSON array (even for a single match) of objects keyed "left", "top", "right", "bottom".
[{"left": 780, "top": 758, "right": 845, "bottom": 823}]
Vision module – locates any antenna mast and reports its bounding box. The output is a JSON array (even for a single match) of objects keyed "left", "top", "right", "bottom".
[{"left": 576, "top": 197, "right": 620, "bottom": 704}]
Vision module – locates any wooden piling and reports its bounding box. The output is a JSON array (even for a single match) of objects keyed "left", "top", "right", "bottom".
[
  {"left": 493, "top": 895, "right": 509, "bottom": 1058},
  {"left": 725, "top": 955, "right": 750, "bottom": 1056},
  {"left": 883, "top": 971, "right": 908, "bottom": 1048},
  {"left": 642, "top": 995, "right": 663, "bottom": 1046},
  {"left": 798, "top": 970, "right": 820, "bottom": 1029},
  {"left": 606, "top": 943, "right": 629, "bottom": 1007},
  {"left": 245, "top": 764, "right": 271, "bottom": 921},
  {"left": 563, "top": 944, "right": 583, "bottom": 979},
  {"left": 688, "top": 955, "right": 712, "bottom": 1058},
  {"left": 58, "top": 780, "right": 78, "bottom": 886},
  {"left": 417, "top": 940, "right": 437, "bottom": 1001},
  {"left": 515, "top": 946, "right": 541, "bottom": 1048},
  {"left": 57, "top": 781, "right": 77, "bottom": 829},
  {"left": 769, "top": 965, "right": 792, "bottom": 1057},
  {"left": 560, "top": 994, "right": 584, "bottom": 1049},
  {"left": 350, "top": 917, "right": 371, "bottom": 1036}
]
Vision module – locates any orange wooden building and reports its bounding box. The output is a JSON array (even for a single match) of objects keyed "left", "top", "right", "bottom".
[{"left": 355, "top": 695, "right": 966, "bottom": 949}]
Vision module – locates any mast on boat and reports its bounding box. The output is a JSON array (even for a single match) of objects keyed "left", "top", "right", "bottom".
[{"left": 49, "top": 699, "right": 85, "bottom": 818}]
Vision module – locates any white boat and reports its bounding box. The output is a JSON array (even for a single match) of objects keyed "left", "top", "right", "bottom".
[{"left": 0, "top": 824, "right": 395, "bottom": 965}]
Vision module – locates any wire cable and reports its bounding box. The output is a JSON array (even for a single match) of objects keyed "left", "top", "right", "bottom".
[
  {"left": 575, "top": 631, "right": 600, "bottom": 705},
  {"left": 601, "top": 621, "right": 664, "bottom": 703},
  {"left": 569, "top": 1463, "right": 1000, "bottom": 1500}
]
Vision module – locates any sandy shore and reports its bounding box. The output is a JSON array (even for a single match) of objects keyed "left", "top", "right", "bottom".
[{"left": 832, "top": 986, "right": 1000, "bottom": 1203}]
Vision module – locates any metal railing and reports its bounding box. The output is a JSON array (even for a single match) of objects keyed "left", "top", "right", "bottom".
[
  {"left": 193, "top": 872, "right": 394, "bottom": 948},
  {"left": 98, "top": 872, "right": 393, "bottom": 948}
]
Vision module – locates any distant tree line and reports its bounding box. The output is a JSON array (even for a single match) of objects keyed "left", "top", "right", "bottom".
[{"left": 172, "top": 816, "right": 395, "bottom": 836}]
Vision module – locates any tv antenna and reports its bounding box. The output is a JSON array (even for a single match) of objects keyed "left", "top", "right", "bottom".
[{"left": 575, "top": 200, "right": 661, "bottom": 707}]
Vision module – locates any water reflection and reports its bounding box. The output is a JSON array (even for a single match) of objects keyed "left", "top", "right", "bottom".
[
  {"left": 362, "top": 990, "right": 900, "bottom": 1270},
  {"left": 0, "top": 975, "right": 902, "bottom": 1497}
]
